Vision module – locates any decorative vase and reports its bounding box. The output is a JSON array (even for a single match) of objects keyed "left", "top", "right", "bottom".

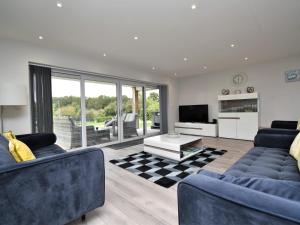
[
  {"left": 247, "top": 86, "right": 255, "bottom": 93},
  {"left": 221, "top": 89, "right": 230, "bottom": 95}
]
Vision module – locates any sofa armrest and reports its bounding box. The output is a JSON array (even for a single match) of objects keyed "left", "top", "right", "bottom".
[
  {"left": 0, "top": 148, "right": 105, "bottom": 225},
  {"left": 271, "top": 120, "right": 298, "bottom": 129},
  {"left": 178, "top": 172, "right": 300, "bottom": 225},
  {"left": 258, "top": 128, "right": 299, "bottom": 136},
  {"left": 254, "top": 133, "right": 296, "bottom": 149},
  {"left": 16, "top": 133, "right": 57, "bottom": 151}
]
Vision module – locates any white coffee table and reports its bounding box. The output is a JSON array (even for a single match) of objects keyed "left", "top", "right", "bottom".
[{"left": 144, "top": 134, "right": 203, "bottom": 162}]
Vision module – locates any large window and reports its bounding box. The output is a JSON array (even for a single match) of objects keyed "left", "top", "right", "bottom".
[
  {"left": 85, "top": 80, "right": 118, "bottom": 145},
  {"left": 51, "top": 73, "right": 163, "bottom": 149},
  {"left": 121, "top": 84, "right": 144, "bottom": 139},
  {"left": 52, "top": 76, "right": 82, "bottom": 149},
  {"left": 145, "top": 87, "right": 160, "bottom": 136}
]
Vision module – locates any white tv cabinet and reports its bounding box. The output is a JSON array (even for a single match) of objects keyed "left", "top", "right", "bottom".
[
  {"left": 218, "top": 93, "right": 259, "bottom": 141},
  {"left": 174, "top": 122, "right": 218, "bottom": 137}
]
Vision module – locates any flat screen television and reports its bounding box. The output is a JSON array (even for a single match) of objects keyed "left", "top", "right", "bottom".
[{"left": 179, "top": 104, "right": 209, "bottom": 123}]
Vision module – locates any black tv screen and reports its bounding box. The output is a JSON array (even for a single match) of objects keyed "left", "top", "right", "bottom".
[{"left": 179, "top": 105, "right": 209, "bottom": 123}]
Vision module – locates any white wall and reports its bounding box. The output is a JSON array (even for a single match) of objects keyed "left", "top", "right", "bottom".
[
  {"left": 178, "top": 56, "right": 300, "bottom": 127},
  {"left": 0, "top": 38, "right": 178, "bottom": 134}
]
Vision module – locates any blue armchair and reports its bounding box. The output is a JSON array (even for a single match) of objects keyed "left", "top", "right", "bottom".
[{"left": 0, "top": 133, "right": 105, "bottom": 225}]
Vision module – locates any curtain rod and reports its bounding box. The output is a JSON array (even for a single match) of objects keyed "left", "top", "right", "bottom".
[{"left": 28, "top": 62, "right": 166, "bottom": 86}]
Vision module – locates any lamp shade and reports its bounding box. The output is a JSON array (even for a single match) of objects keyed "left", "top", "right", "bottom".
[{"left": 0, "top": 83, "right": 27, "bottom": 106}]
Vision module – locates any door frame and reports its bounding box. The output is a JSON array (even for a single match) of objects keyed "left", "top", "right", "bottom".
[
  {"left": 144, "top": 85, "right": 162, "bottom": 137},
  {"left": 119, "top": 81, "right": 146, "bottom": 143},
  {"left": 51, "top": 72, "right": 163, "bottom": 148},
  {"left": 82, "top": 75, "right": 121, "bottom": 148}
]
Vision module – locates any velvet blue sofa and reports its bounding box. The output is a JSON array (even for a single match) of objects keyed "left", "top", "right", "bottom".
[
  {"left": 258, "top": 120, "right": 299, "bottom": 136},
  {"left": 0, "top": 133, "right": 105, "bottom": 225},
  {"left": 178, "top": 131, "right": 300, "bottom": 225}
]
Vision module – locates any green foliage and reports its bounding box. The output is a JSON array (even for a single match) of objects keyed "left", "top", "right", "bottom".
[
  {"left": 122, "top": 96, "right": 133, "bottom": 113},
  {"left": 149, "top": 92, "right": 159, "bottom": 101},
  {"left": 53, "top": 92, "right": 160, "bottom": 125},
  {"left": 146, "top": 92, "right": 159, "bottom": 120},
  {"left": 103, "top": 101, "right": 116, "bottom": 115}
]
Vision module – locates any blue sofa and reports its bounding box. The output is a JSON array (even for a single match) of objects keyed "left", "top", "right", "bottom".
[
  {"left": 271, "top": 120, "right": 298, "bottom": 130},
  {"left": 0, "top": 133, "right": 105, "bottom": 225},
  {"left": 258, "top": 120, "right": 299, "bottom": 136},
  {"left": 178, "top": 132, "right": 300, "bottom": 225}
]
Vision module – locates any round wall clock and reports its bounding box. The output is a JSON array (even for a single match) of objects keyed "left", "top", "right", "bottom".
[{"left": 232, "top": 73, "right": 248, "bottom": 86}]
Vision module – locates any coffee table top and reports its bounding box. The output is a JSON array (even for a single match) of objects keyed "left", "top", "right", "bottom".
[{"left": 144, "top": 134, "right": 201, "bottom": 152}]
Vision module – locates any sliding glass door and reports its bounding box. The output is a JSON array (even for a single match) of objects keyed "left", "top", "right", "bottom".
[
  {"left": 52, "top": 76, "right": 82, "bottom": 149},
  {"left": 51, "top": 73, "right": 163, "bottom": 149},
  {"left": 85, "top": 80, "right": 118, "bottom": 146},
  {"left": 145, "top": 87, "right": 161, "bottom": 136},
  {"left": 121, "top": 84, "right": 144, "bottom": 140}
]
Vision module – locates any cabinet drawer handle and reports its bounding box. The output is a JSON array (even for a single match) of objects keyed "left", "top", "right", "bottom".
[
  {"left": 218, "top": 117, "right": 240, "bottom": 120},
  {"left": 175, "top": 126, "right": 203, "bottom": 130}
]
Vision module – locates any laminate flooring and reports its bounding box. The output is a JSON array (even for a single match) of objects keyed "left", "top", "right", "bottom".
[{"left": 68, "top": 137, "right": 253, "bottom": 225}]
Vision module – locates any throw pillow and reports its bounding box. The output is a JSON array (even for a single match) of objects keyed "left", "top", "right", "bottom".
[
  {"left": 2, "top": 131, "right": 16, "bottom": 140},
  {"left": 290, "top": 133, "right": 300, "bottom": 160},
  {"left": 9, "top": 139, "right": 36, "bottom": 162}
]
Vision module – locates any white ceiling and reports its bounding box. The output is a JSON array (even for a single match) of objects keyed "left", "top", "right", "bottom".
[{"left": 0, "top": 0, "right": 300, "bottom": 77}]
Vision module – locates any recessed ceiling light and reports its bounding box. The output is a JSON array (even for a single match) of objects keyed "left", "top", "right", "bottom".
[
  {"left": 203, "top": 66, "right": 208, "bottom": 70},
  {"left": 244, "top": 57, "right": 249, "bottom": 61},
  {"left": 191, "top": 4, "right": 197, "bottom": 9},
  {"left": 134, "top": 36, "right": 139, "bottom": 40},
  {"left": 103, "top": 53, "right": 107, "bottom": 57},
  {"left": 183, "top": 57, "right": 188, "bottom": 61},
  {"left": 152, "top": 66, "right": 156, "bottom": 70},
  {"left": 38, "top": 36, "right": 43, "bottom": 40},
  {"left": 230, "top": 43, "right": 235, "bottom": 48},
  {"left": 56, "top": 1, "right": 63, "bottom": 8}
]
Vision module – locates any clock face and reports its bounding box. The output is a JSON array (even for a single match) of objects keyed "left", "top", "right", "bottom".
[{"left": 233, "top": 73, "right": 247, "bottom": 86}]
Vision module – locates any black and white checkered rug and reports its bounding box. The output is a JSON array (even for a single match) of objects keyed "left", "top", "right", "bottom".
[{"left": 110, "top": 147, "right": 227, "bottom": 188}]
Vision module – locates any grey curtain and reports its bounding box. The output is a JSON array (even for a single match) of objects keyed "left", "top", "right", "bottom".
[
  {"left": 159, "top": 85, "right": 168, "bottom": 134},
  {"left": 29, "top": 65, "right": 53, "bottom": 133}
]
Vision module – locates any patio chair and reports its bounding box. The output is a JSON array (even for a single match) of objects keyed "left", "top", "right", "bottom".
[
  {"left": 53, "top": 116, "right": 98, "bottom": 149},
  {"left": 105, "top": 113, "right": 138, "bottom": 138},
  {"left": 124, "top": 113, "right": 139, "bottom": 138}
]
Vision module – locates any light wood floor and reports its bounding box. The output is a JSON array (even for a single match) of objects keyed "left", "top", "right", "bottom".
[{"left": 68, "top": 137, "right": 253, "bottom": 225}]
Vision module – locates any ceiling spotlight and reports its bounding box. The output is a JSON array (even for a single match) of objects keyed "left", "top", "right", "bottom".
[
  {"left": 244, "top": 57, "right": 249, "bottom": 61},
  {"left": 203, "top": 66, "right": 208, "bottom": 70},
  {"left": 38, "top": 36, "right": 44, "bottom": 40},
  {"left": 134, "top": 36, "right": 139, "bottom": 40},
  {"left": 103, "top": 53, "right": 107, "bottom": 57},
  {"left": 230, "top": 43, "right": 235, "bottom": 48},
  {"left": 191, "top": 4, "right": 197, "bottom": 9},
  {"left": 183, "top": 57, "right": 188, "bottom": 61},
  {"left": 56, "top": 1, "right": 63, "bottom": 8},
  {"left": 152, "top": 66, "right": 156, "bottom": 70}
]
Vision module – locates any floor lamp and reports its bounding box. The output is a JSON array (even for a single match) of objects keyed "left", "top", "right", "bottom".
[{"left": 0, "top": 83, "right": 27, "bottom": 133}]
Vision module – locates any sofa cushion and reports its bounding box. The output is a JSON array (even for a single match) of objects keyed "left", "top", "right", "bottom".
[
  {"left": 33, "top": 144, "right": 66, "bottom": 158},
  {"left": 220, "top": 175, "right": 300, "bottom": 202},
  {"left": 225, "top": 147, "right": 300, "bottom": 181},
  {"left": 2, "top": 131, "right": 16, "bottom": 140},
  {"left": 16, "top": 133, "right": 57, "bottom": 151},
  {"left": 0, "top": 135, "right": 16, "bottom": 165},
  {"left": 8, "top": 139, "right": 36, "bottom": 162},
  {"left": 271, "top": 120, "right": 298, "bottom": 129},
  {"left": 290, "top": 133, "right": 300, "bottom": 160}
]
